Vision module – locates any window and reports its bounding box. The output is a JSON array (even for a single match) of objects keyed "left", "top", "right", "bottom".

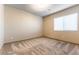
[{"left": 54, "top": 13, "right": 78, "bottom": 31}]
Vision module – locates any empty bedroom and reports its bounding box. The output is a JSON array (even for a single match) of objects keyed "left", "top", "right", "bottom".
[{"left": 0, "top": 4, "right": 79, "bottom": 55}]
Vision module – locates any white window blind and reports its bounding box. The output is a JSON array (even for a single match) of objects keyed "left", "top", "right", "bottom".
[{"left": 54, "top": 13, "right": 78, "bottom": 31}]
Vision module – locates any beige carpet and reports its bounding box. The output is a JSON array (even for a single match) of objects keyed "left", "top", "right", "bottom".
[{"left": 1, "top": 38, "right": 79, "bottom": 55}]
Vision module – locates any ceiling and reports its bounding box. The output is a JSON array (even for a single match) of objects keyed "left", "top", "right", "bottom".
[{"left": 6, "top": 4, "right": 76, "bottom": 17}]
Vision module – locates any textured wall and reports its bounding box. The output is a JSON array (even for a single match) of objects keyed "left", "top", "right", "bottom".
[
  {"left": 4, "top": 6, "right": 43, "bottom": 43},
  {"left": 0, "top": 4, "right": 4, "bottom": 48},
  {"left": 43, "top": 5, "right": 79, "bottom": 44}
]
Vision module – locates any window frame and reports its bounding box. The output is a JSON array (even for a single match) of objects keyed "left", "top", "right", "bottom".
[{"left": 54, "top": 13, "right": 78, "bottom": 31}]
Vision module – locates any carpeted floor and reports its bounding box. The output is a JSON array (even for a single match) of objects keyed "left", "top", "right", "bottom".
[{"left": 1, "top": 37, "right": 79, "bottom": 55}]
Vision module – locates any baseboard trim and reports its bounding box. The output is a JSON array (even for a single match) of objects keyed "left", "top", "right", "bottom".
[
  {"left": 4, "top": 36, "right": 79, "bottom": 45},
  {"left": 4, "top": 36, "right": 43, "bottom": 44},
  {"left": 44, "top": 36, "right": 79, "bottom": 45}
]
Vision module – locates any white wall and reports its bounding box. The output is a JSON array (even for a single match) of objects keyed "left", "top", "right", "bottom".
[
  {"left": 4, "top": 6, "right": 43, "bottom": 43},
  {"left": 0, "top": 4, "right": 4, "bottom": 48}
]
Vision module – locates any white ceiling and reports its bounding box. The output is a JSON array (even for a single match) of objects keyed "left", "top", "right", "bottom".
[{"left": 6, "top": 4, "right": 76, "bottom": 17}]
